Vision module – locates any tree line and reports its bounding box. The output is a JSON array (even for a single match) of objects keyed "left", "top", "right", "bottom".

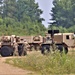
[
  {"left": 0, "top": 0, "right": 75, "bottom": 36},
  {"left": 48, "top": 0, "right": 75, "bottom": 33},
  {"left": 0, "top": 0, "right": 46, "bottom": 36}
]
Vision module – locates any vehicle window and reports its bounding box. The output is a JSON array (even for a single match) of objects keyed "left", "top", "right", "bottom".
[{"left": 66, "top": 35, "right": 69, "bottom": 39}]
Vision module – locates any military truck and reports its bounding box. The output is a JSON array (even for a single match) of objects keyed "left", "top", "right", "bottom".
[
  {"left": 41, "top": 30, "right": 75, "bottom": 54},
  {"left": 54, "top": 32, "right": 75, "bottom": 54},
  {"left": 20, "top": 35, "right": 43, "bottom": 51},
  {"left": 0, "top": 35, "right": 28, "bottom": 57}
]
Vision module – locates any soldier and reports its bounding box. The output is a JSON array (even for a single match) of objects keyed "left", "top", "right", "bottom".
[
  {"left": 20, "top": 39, "right": 29, "bottom": 55},
  {"left": 11, "top": 35, "right": 19, "bottom": 56},
  {"left": 24, "top": 39, "right": 30, "bottom": 50}
]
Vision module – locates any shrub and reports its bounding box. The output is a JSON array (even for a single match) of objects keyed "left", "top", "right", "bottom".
[{"left": 6, "top": 52, "right": 75, "bottom": 75}]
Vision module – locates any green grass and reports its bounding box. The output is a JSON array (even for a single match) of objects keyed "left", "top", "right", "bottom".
[{"left": 5, "top": 51, "right": 75, "bottom": 75}]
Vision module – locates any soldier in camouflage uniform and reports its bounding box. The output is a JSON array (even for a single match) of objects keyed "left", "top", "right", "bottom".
[
  {"left": 20, "top": 39, "right": 30, "bottom": 56},
  {"left": 11, "top": 35, "right": 19, "bottom": 56}
]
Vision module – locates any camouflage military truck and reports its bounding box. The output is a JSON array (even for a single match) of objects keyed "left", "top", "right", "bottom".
[
  {"left": 20, "top": 35, "right": 43, "bottom": 51},
  {"left": 41, "top": 30, "right": 75, "bottom": 54},
  {"left": 0, "top": 35, "right": 28, "bottom": 57}
]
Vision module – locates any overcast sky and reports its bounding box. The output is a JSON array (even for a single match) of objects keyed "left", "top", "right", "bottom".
[{"left": 35, "top": 0, "right": 53, "bottom": 27}]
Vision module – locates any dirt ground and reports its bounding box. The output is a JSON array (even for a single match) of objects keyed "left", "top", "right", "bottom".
[
  {"left": 0, "top": 51, "right": 74, "bottom": 75},
  {"left": 0, "top": 57, "right": 36, "bottom": 75}
]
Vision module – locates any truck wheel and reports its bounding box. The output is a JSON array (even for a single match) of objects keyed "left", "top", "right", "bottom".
[
  {"left": 57, "top": 45, "right": 68, "bottom": 54},
  {"left": 1, "top": 46, "right": 13, "bottom": 57},
  {"left": 41, "top": 45, "right": 50, "bottom": 54},
  {"left": 18, "top": 44, "right": 23, "bottom": 56},
  {"left": 18, "top": 44, "right": 27, "bottom": 56},
  {"left": 57, "top": 45, "right": 63, "bottom": 53},
  {"left": 64, "top": 47, "right": 68, "bottom": 54}
]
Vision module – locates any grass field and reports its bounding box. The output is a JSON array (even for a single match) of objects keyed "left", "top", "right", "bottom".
[{"left": 5, "top": 51, "right": 75, "bottom": 75}]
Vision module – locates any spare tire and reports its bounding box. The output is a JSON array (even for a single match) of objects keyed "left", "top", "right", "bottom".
[
  {"left": 1, "top": 46, "right": 13, "bottom": 57},
  {"left": 33, "top": 36, "right": 40, "bottom": 41}
]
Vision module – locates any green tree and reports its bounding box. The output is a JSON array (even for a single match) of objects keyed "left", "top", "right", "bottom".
[
  {"left": 16, "top": 0, "right": 44, "bottom": 22},
  {"left": 0, "top": 0, "right": 46, "bottom": 35},
  {"left": 2, "top": 0, "right": 17, "bottom": 19},
  {"left": 50, "top": 0, "right": 75, "bottom": 28}
]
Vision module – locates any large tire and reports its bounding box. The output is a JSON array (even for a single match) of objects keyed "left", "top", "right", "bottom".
[
  {"left": 64, "top": 47, "right": 68, "bottom": 54},
  {"left": 1, "top": 46, "right": 13, "bottom": 57},
  {"left": 41, "top": 44, "right": 50, "bottom": 54},
  {"left": 56, "top": 44, "right": 68, "bottom": 54},
  {"left": 57, "top": 44, "right": 63, "bottom": 52},
  {"left": 18, "top": 44, "right": 27, "bottom": 56}
]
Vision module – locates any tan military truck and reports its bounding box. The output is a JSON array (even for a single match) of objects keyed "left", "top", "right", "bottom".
[
  {"left": 54, "top": 33, "right": 75, "bottom": 54},
  {"left": 41, "top": 30, "right": 75, "bottom": 54},
  {"left": 0, "top": 35, "right": 27, "bottom": 57}
]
